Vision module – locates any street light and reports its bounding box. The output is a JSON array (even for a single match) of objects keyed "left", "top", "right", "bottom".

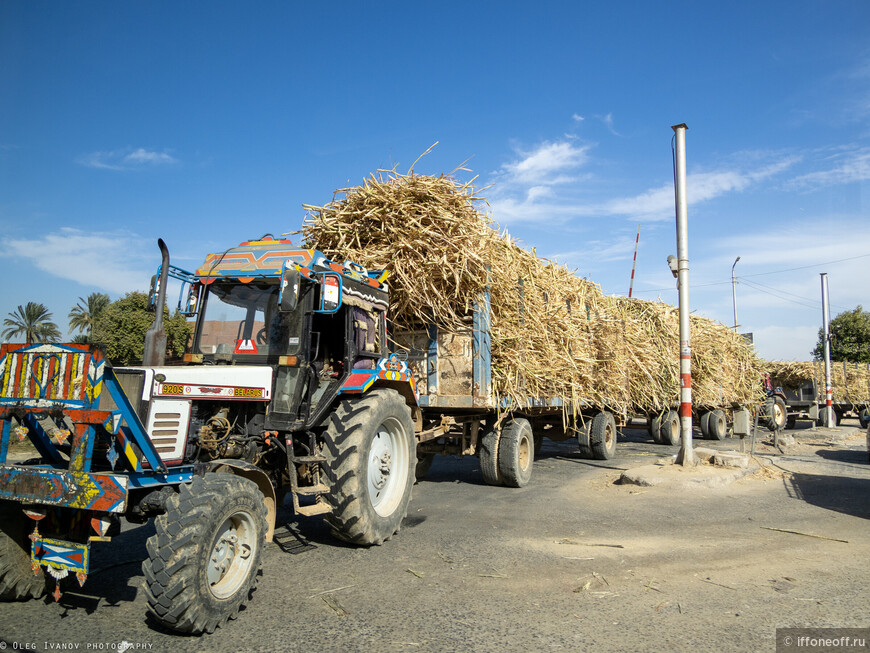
[{"left": 731, "top": 256, "right": 741, "bottom": 330}]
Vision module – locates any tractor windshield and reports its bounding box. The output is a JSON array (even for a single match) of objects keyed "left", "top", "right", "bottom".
[{"left": 194, "top": 281, "right": 302, "bottom": 358}]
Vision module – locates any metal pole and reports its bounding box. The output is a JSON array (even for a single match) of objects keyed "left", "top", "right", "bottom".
[
  {"left": 821, "top": 273, "right": 834, "bottom": 427},
  {"left": 731, "top": 256, "right": 741, "bottom": 330},
  {"left": 629, "top": 224, "right": 640, "bottom": 298},
  {"left": 672, "top": 123, "right": 694, "bottom": 466}
]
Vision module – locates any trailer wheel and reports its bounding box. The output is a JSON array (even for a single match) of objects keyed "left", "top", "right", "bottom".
[
  {"left": 479, "top": 426, "right": 502, "bottom": 486},
  {"left": 705, "top": 410, "right": 727, "bottom": 441},
  {"left": 498, "top": 418, "right": 534, "bottom": 487},
  {"left": 764, "top": 396, "right": 787, "bottom": 431},
  {"left": 590, "top": 411, "right": 617, "bottom": 459},
  {"left": 0, "top": 501, "right": 48, "bottom": 601},
  {"left": 648, "top": 414, "right": 663, "bottom": 444},
  {"left": 786, "top": 415, "right": 797, "bottom": 430},
  {"left": 860, "top": 408, "right": 870, "bottom": 430},
  {"left": 323, "top": 388, "right": 415, "bottom": 546},
  {"left": 659, "top": 410, "right": 681, "bottom": 446},
  {"left": 143, "top": 474, "right": 267, "bottom": 634}
]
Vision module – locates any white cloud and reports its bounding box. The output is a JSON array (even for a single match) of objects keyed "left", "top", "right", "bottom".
[
  {"left": 77, "top": 147, "right": 179, "bottom": 171},
  {"left": 490, "top": 142, "right": 800, "bottom": 225},
  {"left": 572, "top": 113, "right": 585, "bottom": 122},
  {"left": 1, "top": 228, "right": 152, "bottom": 294},
  {"left": 498, "top": 141, "right": 591, "bottom": 186},
  {"left": 788, "top": 148, "right": 870, "bottom": 189}
]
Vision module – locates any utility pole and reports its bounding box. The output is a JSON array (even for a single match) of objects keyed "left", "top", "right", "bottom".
[
  {"left": 820, "top": 273, "right": 834, "bottom": 427},
  {"left": 731, "top": 256, "right": 741, "bottom": 330},
  {"left": 672, "top": 124, "right": 694, "bottom": 466}
]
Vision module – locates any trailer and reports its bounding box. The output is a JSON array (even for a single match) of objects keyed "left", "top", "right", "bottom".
[
  {"left": 393, "top": 295, "right": 619, "bottom": 487},
  {"left": 766, "top": 362, "right": 870, "bottom": 429}
]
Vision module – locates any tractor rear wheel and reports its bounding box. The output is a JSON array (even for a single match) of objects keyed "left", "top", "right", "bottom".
[
  {"left": 142, "top": 474, "right": 267, "bottom": 634},
  {"left": 764, "top": 396, "right": 787, "bottom": 431},
  {"left": 323, "top": 389, "right": 416, "bottom": 546},
  {"left": 0, "top": 501, "right": 47, "bottom": 601}
]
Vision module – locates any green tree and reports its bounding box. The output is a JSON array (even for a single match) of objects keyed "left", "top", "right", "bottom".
[
  {"left": 2, "top": 302, "right": 61, "bottom": 344},
  {"left": 68, "top": 292, "right": 111, "bottom": 340},
  {"left": 91, "top": 292, "right": 192, "bottom": 365},
  {"left": 813, "top": 305, "right": 870, "bottom": 363}
]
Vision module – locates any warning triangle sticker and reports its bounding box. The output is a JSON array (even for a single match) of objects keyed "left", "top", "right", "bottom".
[{"left": 234, "top": 339, "right": 258, "bottom": 354}]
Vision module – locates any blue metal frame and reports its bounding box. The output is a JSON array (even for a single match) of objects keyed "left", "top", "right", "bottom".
[{"left": 472, "top": 290, "right": 492, "bottom": 404}]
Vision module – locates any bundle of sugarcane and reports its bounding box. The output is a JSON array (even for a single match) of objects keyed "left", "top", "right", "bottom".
[
  {"left": 301, "top": 170, "right": 764, "bottom": 415},
  {"left": 767, "top": 360, "right": 870, "bottom": 405}
]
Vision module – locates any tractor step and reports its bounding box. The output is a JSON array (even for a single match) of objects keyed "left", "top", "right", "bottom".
[
  {"left": 292, "top": 455, "right": 327, "bottom": 465},
  {"left": 294, "top": 501, "right": 331, "bottom": 517},
  {"left": 294, "top": 483, "right": 330, "bottom": 496}
]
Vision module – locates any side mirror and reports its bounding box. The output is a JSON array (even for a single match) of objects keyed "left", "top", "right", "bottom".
[
  {"left": 179, "top": 282, "right": 200, "bottom": 316},
  {"left": 318, "top": 273, "right": 341, "bottom": 313},
  {"left": 280, "top": 267, "right": 301, "bottom": 312}
]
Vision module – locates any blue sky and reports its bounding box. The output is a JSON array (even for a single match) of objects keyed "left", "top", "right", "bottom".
[{"left": 1, "top": 1, "right": 868, "bottom": 360}]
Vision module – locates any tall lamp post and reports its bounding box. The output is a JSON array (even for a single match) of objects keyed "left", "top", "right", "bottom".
[{"left": 731, "top": 256, "right": 741, "bottom": 330}]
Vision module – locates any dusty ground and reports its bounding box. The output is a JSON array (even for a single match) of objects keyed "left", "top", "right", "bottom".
[{"left": 0, "top": 419, "right": 868, "bottom": 652}]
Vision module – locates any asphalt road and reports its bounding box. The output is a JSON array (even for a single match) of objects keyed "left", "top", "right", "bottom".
[{"left": 1, "top": 420, "right": 868, "bottom": 652}]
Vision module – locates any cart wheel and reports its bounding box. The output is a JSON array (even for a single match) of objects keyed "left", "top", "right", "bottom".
[
  {"left": 648, "top": 414, "right": 664, "bottom": 444},
  {"left": 659, "top": 410, "right": 681, "bottom": 446},
  {"left": 706, "top": 410, "right": 727, "bottom": 440}
]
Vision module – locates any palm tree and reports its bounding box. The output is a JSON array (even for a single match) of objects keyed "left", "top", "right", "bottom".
[
  {"left": 68, "top": 292, "right": 110, "bottom": 340},
  {"left": 2, "top": 302, "right": 62, "bottom": 344}
]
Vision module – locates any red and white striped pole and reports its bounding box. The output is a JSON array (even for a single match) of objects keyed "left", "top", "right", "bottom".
[
  {"left": 628, "top": 224, "right": 640, "bottom": 298},
  {"left": 672, "top": 124, "right": 694, "bottom": 466}
]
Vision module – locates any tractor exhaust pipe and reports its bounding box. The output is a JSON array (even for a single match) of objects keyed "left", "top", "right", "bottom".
[{"left": 143, "top": 239, "right": 170, "bottom": 366}]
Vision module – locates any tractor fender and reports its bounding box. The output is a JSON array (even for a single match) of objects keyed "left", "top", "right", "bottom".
[{"left": 201, "top": 459, "right": 277, "bottom": 542}]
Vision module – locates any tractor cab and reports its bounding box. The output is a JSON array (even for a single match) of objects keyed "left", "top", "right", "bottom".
[{"left": 153, "top": 237, "right": 391, "bottom": 430}]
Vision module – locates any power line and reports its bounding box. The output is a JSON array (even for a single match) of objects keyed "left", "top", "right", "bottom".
[{"left": 634, "top": 252, "right": 870, "bottom": 295}]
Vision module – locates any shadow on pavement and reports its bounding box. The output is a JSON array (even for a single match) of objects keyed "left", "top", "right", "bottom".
[{"left": 785, "top": 472, "right": 870, "bottom": 520}]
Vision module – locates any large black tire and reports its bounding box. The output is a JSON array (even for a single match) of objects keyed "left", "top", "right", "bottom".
[
  {"left": 590, "top": 411, "right": 617, "bottom": 460},
  {"left": 659, "top": 410, "right": 681, "bottom": 446},
  {"left": 648, "top": 414, "right": 663, "bottom": 444},
  {"left": 705, "top": 410, "right": 727, "bottom": 441},
  {"left": 323, "top": 388, "right": 416, "bottom": 546},
  {"left": 479, "top": 426, "right": 502, "bottom": 486},
  {"left": 577, "top": 418, "right": 593, "bottom": 457},
  {"left": 860, "top": 408, "right": 870, "bottom": 430},
  {"left": 0, "top": 501, "right": 47, "bottom": 601},
  {"left": 786, "top": 415, "right": 797, "bottom": 430},
  {"left": 498, "top": 418, "right": 534, "bottom": 487},
  {"left": 143, "top": 474, "right": 267, "bottom": 634},
  {"left": 699, "top": 412, "right": 712, "bottom": 439},
  {"left": 815, "top": 408, "right": 840, "bottom": 427},
  {"left": 764, "top": 396, "right": 787, "bottom": 431}
]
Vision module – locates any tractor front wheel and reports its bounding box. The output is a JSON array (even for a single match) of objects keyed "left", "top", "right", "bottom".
[{"left": 142, "top": 474, "right": 267, "bottom": 634}]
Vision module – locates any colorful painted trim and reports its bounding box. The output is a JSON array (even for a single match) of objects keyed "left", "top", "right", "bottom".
[
  {"left": 32, "top": 536, "right": 89, "bottom": 576},
  {"left": 0, "top": 343, "right": 104, "bottom": 409},
  {"left": 0, "top": 465, "right": 128, "bottom": 513},
  {"left": 339, "top": 354, "right": 418, "bottom": 399}
]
